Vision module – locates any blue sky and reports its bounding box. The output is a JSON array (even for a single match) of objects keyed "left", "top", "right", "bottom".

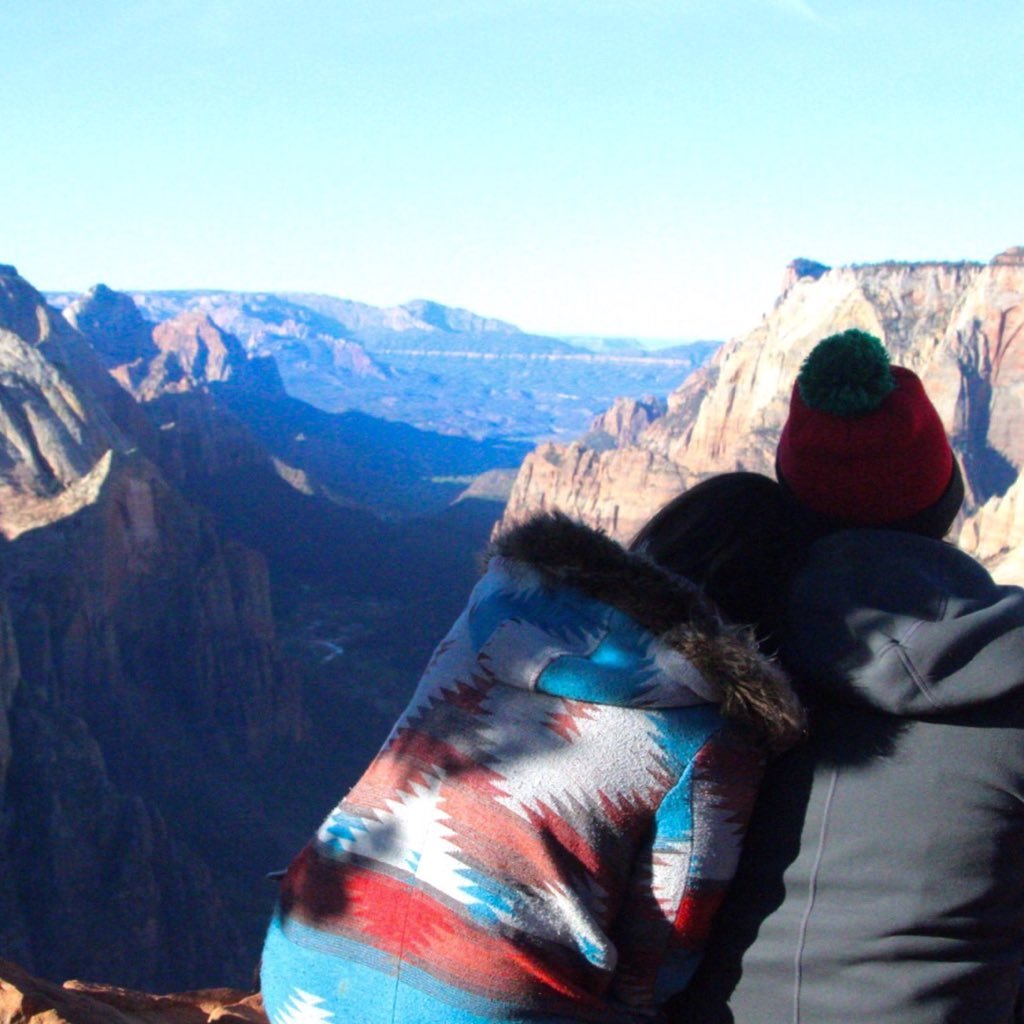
[{"left": 2, "top": 1, "right": 1020, "bottom": 340}]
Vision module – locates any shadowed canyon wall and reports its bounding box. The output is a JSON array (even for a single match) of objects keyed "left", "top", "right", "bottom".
[
  {"left": 0, "top": 267, "right": 304, "bottom": 988},
  {"left": 0, "top": 266, "right": 514, "bottom": 991}
]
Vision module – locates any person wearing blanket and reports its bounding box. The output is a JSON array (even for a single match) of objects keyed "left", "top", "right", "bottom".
[{"left": 261, "top": 495, "right": 804, "bottom": 1024}]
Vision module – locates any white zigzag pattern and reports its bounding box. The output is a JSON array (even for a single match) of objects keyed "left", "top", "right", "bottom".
[
  {"left": 318, "top": 769, "right": 491, "bottom": 910},
  {"left": 649, "top": 840, "right": 693, "bottom": 918},
  {"left": 484, "top": 696, "right": 660, "bottom": 821},
  {"left": 689, "top": 783, "right": 749, "bottom": 882},
  {"left": 317, "top": 773, "right": 440, "bottom": 858},
  {"left": 275, "top": 988, "right": 333, "bottom": 1024},
  {"left": 540, "top": 878, "right": 618, "bottom": 971}
]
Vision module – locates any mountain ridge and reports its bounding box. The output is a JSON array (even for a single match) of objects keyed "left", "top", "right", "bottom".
[{"left": 47, "top": 288, "right": 717, "bottom": 442}]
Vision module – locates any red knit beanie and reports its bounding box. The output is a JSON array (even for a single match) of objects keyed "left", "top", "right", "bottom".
[{"left": 776, "top": 330, "right": 958, "bottom": 529}]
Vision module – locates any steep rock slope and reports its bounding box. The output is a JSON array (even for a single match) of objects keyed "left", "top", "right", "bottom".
[
  {"left": 0, "top": 267, "right": 300, "bottom": 989},
  {"left": 4, "top": 274, "right": 517, "bottom": 990},
  {"left": 502, "top": 248, "right": 1024, "bottom": 580},
  {"left": 66, "top": 287, "right": 283, "bottom": 404}
]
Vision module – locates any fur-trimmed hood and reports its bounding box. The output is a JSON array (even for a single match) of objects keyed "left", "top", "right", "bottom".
[{"left": 483, "top": 513, "right": 805, "bottom": 753}]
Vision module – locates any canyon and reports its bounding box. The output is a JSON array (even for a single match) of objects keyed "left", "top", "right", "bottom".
[
  {"left": 0, "top": 268, "right": 518, "bottom": 993},
  {"left": 2, "top": 245, "right": 1024, "bottom": 1013},
  {"left": 60, "top": 288, "right": 715, "bottom": 444}
]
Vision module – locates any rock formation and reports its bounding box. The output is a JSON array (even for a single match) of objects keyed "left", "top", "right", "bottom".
[
  {"left": 67, "top": 287, "right": 284, "bottom": 405},
  {"left": 501, "top": 249, "right": 1024, "bottom": 579},
  {"left": 63, "top": 283, "right": 159, "bottom": 368},
  {"left": 121, "top": 289, "right": 389, "bottom": 379},
  {"left": 585, "top": 395, "right": 667, "bottom": 449},
  {"left": 0, "top": 266, "right": 301, "bottom": 989},
  {"left": 93, "top": 288, "right": 711, "bottom": 444},
  {"left": 0, "top": 269, "right": 516, "bottom": 992},
  {"left": 0, "top": 958, "right": 266, "bottom": 1024},
  {"left": 502, "top": 440, "right": 689, "bottom": 541},
  {"left": 61, "top": 285, "right": 532, "bottom": 519}
]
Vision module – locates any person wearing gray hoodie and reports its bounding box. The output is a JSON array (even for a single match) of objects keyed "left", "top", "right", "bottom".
[{"left": 673, "top": 332, "right": 1024, "bottom": 1023}]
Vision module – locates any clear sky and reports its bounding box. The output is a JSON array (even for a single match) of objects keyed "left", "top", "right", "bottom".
[{"left": 2, "top": 1, "right": 1020, "bottom": 340}]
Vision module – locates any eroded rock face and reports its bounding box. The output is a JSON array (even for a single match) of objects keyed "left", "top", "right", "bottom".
[
  {"left": 959, "top": 473, "right": 1024, "bottom": 575},
  {"left": 0, "top": 267, "right": 300, "bottom": 988},
  {"left": 586, "top": 395, "right": 667, "bottom": 449},
  {"left": 502, "top": 441, "right": 689, "bottom": 542},
  {"left": 499, "top": 250, "right": 1024, "bottom": 582},
  {"left": 656, "top": 260, "right": 985, "bottom": 483},
  {"left": 4, "top": 696, "right": 248, "bottom": 988},
  {"left": 64, "top": 284, "right": 159, "bottom": 368},
  {"left": 2, "top": 271, "right": 158, "bottom": 460},
  {"left": 59, "top": 285, "right": 506, "bottom": 520},
  {"left": 0, "top": 325, "right": 116, "bottom": 518},
  {"left": 0, "top": 958, "right": 266, "bottom": 1024},
  {"left": 66, "top": 289, "right": 287, "bottom": 405}
]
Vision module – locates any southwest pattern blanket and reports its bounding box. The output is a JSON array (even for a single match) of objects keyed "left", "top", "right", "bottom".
[{"left": 262, "top": 538, "right": 771, "bottom": 1024}]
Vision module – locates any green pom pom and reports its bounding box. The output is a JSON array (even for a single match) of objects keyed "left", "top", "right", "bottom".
[{"left": 797, "top": 330, "right": 895, "bottom": 416}]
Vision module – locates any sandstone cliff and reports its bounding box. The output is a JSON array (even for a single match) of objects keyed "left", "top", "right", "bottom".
[
  {"left": 502, "top": 248, "right": 1024, "bottom": 582},
  {"left": 0, "top": 267, "right": 301, "bottom": 989}
]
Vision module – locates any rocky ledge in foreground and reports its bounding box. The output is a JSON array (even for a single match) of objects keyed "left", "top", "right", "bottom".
[{"left": 0, "top": 960, "right": 266, "bottom": 1024}]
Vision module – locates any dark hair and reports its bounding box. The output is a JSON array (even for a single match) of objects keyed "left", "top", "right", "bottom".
[{"left": 630, "top": 472, "right": 812, "bottom": 644}]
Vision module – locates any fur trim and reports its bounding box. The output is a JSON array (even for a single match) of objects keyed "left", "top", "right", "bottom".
[{"left": 493, "top": 512, "right": 806, "bottom": 753}]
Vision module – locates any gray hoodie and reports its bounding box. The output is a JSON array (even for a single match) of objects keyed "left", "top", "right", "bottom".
[{"left": 676, "top": 530, "right": 1024, "bottom": 1024}]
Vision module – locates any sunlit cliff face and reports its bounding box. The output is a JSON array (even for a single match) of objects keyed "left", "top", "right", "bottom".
[{"left": 500, "top": 249, "right": 1024, "bottom": 585}]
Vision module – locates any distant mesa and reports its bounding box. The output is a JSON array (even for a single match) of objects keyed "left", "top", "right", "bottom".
[
  {"left": 993, "top": 245, "right": 1024, "bottom": 266},
  {"left": 0, "top": 263, "right": 18, "bottom": 277}
]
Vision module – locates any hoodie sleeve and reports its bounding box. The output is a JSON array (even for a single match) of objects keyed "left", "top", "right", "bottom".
[{"left": 610, "top": 722, "right": 765, "bottom": 1009}]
